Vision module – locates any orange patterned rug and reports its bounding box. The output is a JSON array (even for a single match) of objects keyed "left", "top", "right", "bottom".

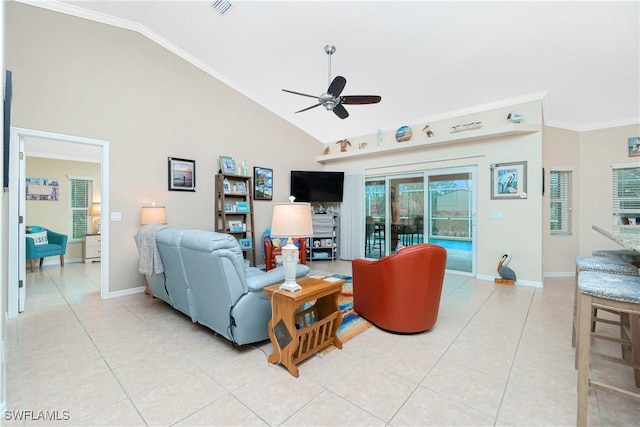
[{"left": 320, "top": 274, "right": 372, "bottom": 354}]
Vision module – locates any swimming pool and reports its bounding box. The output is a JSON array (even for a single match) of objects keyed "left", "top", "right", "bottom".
[{"left": 428, "top": 238, "right": 472, "bottom": 252}]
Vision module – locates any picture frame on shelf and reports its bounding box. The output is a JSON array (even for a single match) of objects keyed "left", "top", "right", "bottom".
[
  {"left": 235, "top": 201, "right": 249, "bottom": 213},
  {"left": 223, "top": 178, "right": 231, "bottom": 194},
  {"left": 239, "top": 238, "right": 253, "bottom": 250},
  {"left": 219, "top": 155, "right": 236, "bottom": 174},
  {"left": 490, "top": 161, "right": 528, "bottom": 200},
  {"left": 253, "top": 166, "right": 273, "bottom": 201},
  {"left": 227, "top": 220, "right": 243, "bottom": 232},
  {"left": 224, "top": 203, "right": 233, "bottom": 213},
  {"left": 168, "top": 157, "right": 196, "bottom": 192},
  {"left": 234, "top": 181, "right": 247, "bottom": 194}
]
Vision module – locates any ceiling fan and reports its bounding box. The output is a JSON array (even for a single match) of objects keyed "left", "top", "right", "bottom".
[{"left": 282, "top": 45, "right": 381, "bottom": 119}]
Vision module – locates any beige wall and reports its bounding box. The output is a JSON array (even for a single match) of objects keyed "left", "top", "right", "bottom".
[
  {"left": 541, "top": 126, "right": 580, "bottom": 274},
  {"left": 541, "top": 124, "right": 640, "bottom": 274},
  {"left": 25, "top": 157, "right": 101, "bottom": 261},
  {"left": 324, "top": 100, "right": 544, "bottom": 285},
  {"left": 578, "top": 124, "right": 640, "bottom": 255},
  {"left": 6, "top": 3, "right": 323, "bottom": 292}
]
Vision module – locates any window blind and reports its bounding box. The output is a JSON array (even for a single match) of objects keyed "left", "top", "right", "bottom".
[
  {"left": 612, "top": 166, "right": 640, "bottom": 227},
  {"left": 549, "top": 170, "right": 572, "bottom": 236},
  {"left": 69, "top": 177, "right": 92, "bottom": 240}
]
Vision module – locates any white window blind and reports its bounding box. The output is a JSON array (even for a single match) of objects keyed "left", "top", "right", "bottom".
[
  {"left": 549, "top": 170, "right": 572, "bottom": 236},
  {"left": 69, "top": 176, "right": 93, "bottom": 241},
  {"left": 612, "top": 165, "right": 640, "bottom": 228}
]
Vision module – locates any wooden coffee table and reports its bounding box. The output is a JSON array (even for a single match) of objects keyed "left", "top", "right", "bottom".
[{"left": 263, "top": 275, "right": 346, "bottom": 377}]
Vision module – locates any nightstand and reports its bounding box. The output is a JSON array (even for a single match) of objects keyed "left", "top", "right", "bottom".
[{"left": 83, "top": 233, "right": 101, "bottom": 263}]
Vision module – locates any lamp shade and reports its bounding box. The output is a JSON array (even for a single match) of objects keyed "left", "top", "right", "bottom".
[
  {"left": 140, "top": 206, "right": 167, "bottom": 225},
  {"left": 270, "top": 202, "right": 313, "bottom": 238},
  {"left": 89, "top": 202, "right": 101, "bottom": 216}
]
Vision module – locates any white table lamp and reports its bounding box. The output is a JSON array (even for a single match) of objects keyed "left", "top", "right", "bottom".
[
  {"left": 90, "top": 202, "right": 101, "bottom": 234},
  {"left": 270, "top": 196, "right": 313, "bottom": 292},
  {"left": 140, "top": 203, "right": 167, "bottom": 225}
]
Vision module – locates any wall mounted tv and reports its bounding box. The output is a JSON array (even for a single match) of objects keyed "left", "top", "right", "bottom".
[{"left": 290, "top": 171, "right": 344, "bottom": 203}]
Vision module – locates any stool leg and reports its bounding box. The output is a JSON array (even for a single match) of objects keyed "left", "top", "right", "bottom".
[
  {"left": 572, "top": 269, "right": 579, "bottom": 347},
  {"left": 632, "top": 313, "right": 640, "bottom": 388},
  {"left": 577, "top": 293, "right": 592, "bottom": 426}
]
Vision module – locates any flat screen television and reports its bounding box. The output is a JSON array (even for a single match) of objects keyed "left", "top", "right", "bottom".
[{"left": 290, "top": 170, "right": 344, "bottom": 203}]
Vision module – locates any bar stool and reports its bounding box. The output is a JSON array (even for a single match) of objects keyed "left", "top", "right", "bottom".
[
  {"left": 593, "top": 249, "right": 640, "bottom": 265},
  {"left": 576, "top": 271, "right": 640, "bottom": 426},
  {"left": 572, "top": 256, "right": 639, "bottom": 347}
]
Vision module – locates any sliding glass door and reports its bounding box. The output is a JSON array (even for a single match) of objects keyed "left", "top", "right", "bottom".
[
  {"left": 364, "top": 167, "right": 476, "bottom": 275},
  {"left": 365, "top": 174, "right": 424, "bottom": 258},
  {"left": 427, "top": 167, "right": 476, "bottom": 275}
]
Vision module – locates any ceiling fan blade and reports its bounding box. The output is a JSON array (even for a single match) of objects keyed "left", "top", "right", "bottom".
[
  {"left": 341, "top": 95, "right": 382, "bottom": 105},
  {"left": 327, "top": 76, "right": 347, "bottom": 97},
  {"left": 282, "top": 89, "right": 319, "bottom": 99},
  {"left": 295, "top": 103, "right": 322, "bottom": 113},
  {"left": 333, "top": 103, "right": 349, "bottom": 119}
]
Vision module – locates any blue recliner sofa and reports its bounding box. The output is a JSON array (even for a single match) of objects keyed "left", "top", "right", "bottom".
[
  {"left": 135, "top": 228, "right": 310, "bottom": 345},
  {"left": 26, "top": 228, "right": 68, "bottom": 272}
]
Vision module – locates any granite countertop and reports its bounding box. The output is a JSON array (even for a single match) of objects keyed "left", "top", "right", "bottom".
[{"left": 592, "top": 225, "right": 640, "bottom": 252}]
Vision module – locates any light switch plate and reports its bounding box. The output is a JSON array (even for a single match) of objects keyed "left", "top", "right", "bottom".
[
  {"left": 110, "top": 212, "right": 122, "bottom": 221},
  {"left": 490, "top": 211, "right": 503, "bottom": 219}
]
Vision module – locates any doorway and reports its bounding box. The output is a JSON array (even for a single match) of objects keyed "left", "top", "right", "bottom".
[
  {"left": 8, "top": 128, "right": 109, "bottom": 318},
  {"left": 364, "top": 166, "right": 476, "bottom": 276}
]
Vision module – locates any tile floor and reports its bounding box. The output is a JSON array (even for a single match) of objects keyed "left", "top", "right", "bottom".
[{"left": 3, "top": 260, "right": 639, "bottom": 426}]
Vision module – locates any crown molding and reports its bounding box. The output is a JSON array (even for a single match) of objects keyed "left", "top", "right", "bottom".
[{"left": 545, "top": 117, "right": 640, "bottom": 132}]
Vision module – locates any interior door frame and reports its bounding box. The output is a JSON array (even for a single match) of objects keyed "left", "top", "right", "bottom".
[{"left": 8, "top": 127, "right": 109, "bottom": 318}]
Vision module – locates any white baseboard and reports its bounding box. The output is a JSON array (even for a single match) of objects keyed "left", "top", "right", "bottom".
[
  {"left": 476, "top": 274, "right": 543, "bottom": 288},
  {"left": 544, "top": 271, "right": 575, "bottom": 278},
  {"left": 107, "top": 286, "right": 145, "bottom": 299}
]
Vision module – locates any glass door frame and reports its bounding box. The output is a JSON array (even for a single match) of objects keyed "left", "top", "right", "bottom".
[
  {"left": 365, "top": 172, "right": 425, "bottom": 258},
  {"left": 425, "top": 166, "right": 477, "bottom": 277}
]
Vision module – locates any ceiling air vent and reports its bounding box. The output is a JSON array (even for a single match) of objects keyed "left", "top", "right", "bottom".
[{"left": 211, "top": 0, "right": 232, "bottom": 15}]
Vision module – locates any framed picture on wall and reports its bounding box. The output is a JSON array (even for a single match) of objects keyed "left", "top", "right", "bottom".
[
  {"left": 628, "top": 136, "right": 640, "bottom": 157},
  {"left": 168, "top": 157, "right": 196, "bottom": 192},
  {"left": 254, "top": 166, "right": 273, "bottom": 200},
  {"left": 490, "top": 161, "right": 527, "bottom": 200}
]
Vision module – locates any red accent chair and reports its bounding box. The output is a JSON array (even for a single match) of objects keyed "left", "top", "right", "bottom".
[
  {"left": 352, "top": 243, "right": 447, "bottom": 333},
  {"left": 263, "top": 236, "right": 307, "bottom": 271}
]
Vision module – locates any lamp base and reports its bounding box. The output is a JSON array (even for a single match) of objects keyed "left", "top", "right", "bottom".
[
  {"left": 279, "top": 242, "right": 302, "bottom": 292},
  {"left": 279, "top": 281, "right": 302, "bottom": 292}
]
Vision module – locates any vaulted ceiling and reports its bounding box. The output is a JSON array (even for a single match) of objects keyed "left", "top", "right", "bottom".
[{"left": 21, "top": 0, "right": 640, "bottom": 143}]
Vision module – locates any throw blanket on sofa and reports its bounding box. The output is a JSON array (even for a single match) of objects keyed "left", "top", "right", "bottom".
[{"left": 136, "top": 224, "right": 167, "bottom": 275}]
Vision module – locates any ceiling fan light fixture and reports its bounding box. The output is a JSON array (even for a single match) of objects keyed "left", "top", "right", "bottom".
[{"left": 323, "top": 101, "right": 336, "bottom": 111}]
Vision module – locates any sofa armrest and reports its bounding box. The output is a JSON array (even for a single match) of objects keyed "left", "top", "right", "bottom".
[
  {"left": 25, "top": 236, "right": 36, "bottom": 259},
  {"left": 246, "top": 264, "right": 310, "bottom": 292},
  {"left": 46, "top": 230, "right": 68, "bottom": 253}
]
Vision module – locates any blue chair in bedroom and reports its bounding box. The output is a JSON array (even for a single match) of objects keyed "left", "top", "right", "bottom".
[{"left": 25, "top": 226, "right": 68, "bottom": 272}]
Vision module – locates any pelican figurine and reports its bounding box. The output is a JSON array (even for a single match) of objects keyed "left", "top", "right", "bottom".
[{"left": 497, "top": 251, "right": 517, "bottom": 281}]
